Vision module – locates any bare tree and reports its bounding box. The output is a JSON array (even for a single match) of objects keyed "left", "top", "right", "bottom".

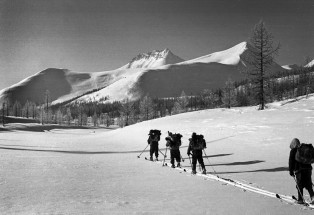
[
  {"left": 13, "top": 101, "right": 21, "bottom": 117},
  {"left": 242, "top": 20, "right": 280, "bottom": 110},
  {"left": 304, "top": 56, "right": 313, "bottom": 98},
  {"left": 4, "top": 99, "right": 9, "bottom": 117},
  {"left": 120, "top": 98, "right": 135, "bottom": 126},
  {"left": 201, "top": 89, "right": 217, "bottom": 109},
  {"left": 92, "top": 111, "right": 98, "bottom": 127},
  {"left": 171, "top": 100, "right": 183, "bottom": 114},
  {"left": 103, "top": 113, "right": 113, "bottom": 127},
  {"left": 23, "top": 100, "right": 30, "bottom": 118},
  {"left": 178, "top": 91, "right": 189, "bottom": 112},
  {"left": 139, "top": 95, "right": 154, "bottom": 121},
  {"left": 56, "top": 109, "right": 63, "bottom": 125},
  {"left": 66, "top": 107, "right": 72, "bottom": 125},
  {"left": 222, "top": 79, "right": 236, "bottom": 108},
  {"left": 2, "top": 102, "right": 5, "bottom": 127},
  {"left": 44, "top": 90, "right": 50, "bottom": 123},
  {"left": 40, "top": 105, "right": 45, "bottom": 125}
]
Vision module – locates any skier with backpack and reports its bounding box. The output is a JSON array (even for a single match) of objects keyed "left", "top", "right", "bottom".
[
  {"left": 187, "top": 132, "right": 206, "bottom": 174},
  {"left": 165, "top": 131, "right": 182, "bottom": 168},
  {"left": 147, "top": 130, "right": 161, "bottom": 161},
  {"left": 289, "top": 138, "right": 314, "bottom": 204}
]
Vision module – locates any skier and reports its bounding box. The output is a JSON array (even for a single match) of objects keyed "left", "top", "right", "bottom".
[
  {"left": 289, "top": 138, "right": 314, "bottom": 204},
  {"left": 187, "top": 132, "right": 206, "bottom": 174},
  {"left": 147, "top": 130, "right": 161, "bottom": 161},
  {"left": 165, "top": 132, "right": 182, "bottom": 168}
]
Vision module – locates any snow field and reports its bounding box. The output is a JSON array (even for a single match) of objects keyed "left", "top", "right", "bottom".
[{"left": 1, "top": 95, "right": 314, "bottom": 214}]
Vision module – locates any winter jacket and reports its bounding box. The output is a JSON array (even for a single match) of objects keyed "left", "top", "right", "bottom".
[
  {"left": 147, "top": 135, "right": 160, "bottom": 144},
  {"left": 289, "top": 148, "right": 312, "bottom": 175}
]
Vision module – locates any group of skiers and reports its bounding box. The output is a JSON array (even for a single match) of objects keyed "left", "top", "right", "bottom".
[
  {"left": 147, "top": 129, "right": 207, "bottom": 174},
  {"left": 147, "top": 130, "right": 314, "bottom": 205}
]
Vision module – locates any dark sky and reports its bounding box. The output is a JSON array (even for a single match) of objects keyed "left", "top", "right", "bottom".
[{"left": 0, "top": 0, "right": 313, "bottom": 90}]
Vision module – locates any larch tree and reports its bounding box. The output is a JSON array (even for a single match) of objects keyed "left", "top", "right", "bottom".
[
  {"left": 13, "top": 101, "right": 21, "bottom": 117},
  {"left": 56, "top": 109, "right": 63, "bottom": 125},
  {"left": 2, "top": 102, "right": 5, "bottom": 127},
  {"left": 242, "top": 20, "right": 280, "bottom": 110},
  {"left": 139, "top": 95, "right": 154, "bottom": 121},
  {"left": 120, "top": 98, "right": 135, "bottom": 126},
  {"left": 222, "top": 79, "right": 236, "bottom": 109},
  {"left": 23, "top": 100, "right": 30, "bottom": 118},
  {"left": 44, "top": 90, "right": 50, "bottom": 123},
  {"left": 178, "top": 91, "right": 189, "bottom": 112}
]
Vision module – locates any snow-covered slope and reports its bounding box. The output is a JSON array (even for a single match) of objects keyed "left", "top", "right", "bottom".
[
  {"left": 179, "top": 42, "right": 247, "bottom": 66},
  {"left": 0, "top": 42, "right": 286, "bottom": 105},
  {"left": 305, "top": 59, "right": 314, "bottom": 68},
  {"left": 75, "top": 62, "right": 244, "bottom": 103},
  {"left": 120, "top": 48, "right": 184, "bottom": 69},
  {"left": 0, "top": 68, "right": 120, "bottom": 105},
  {"left": 1, "top": 95, "right": 314, "bottom": 214},
  {"left": 77, "top": 42, "right": 286, "bottom": 103},
  {"left": 74, "top": 43, "right": 252, "bottom": 103},
  {"left": 282, "top": 65, "right": 292, "bottom": 70},
  {"left": 281, "top": 64, "right": 300, "bottom": 70}
]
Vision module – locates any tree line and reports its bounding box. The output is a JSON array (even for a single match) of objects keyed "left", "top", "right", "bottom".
[{"left": 1, "top": 62, "right": 313, "bottom": 128}]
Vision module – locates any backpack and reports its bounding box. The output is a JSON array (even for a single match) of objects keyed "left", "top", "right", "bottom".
[
  {"left": 190, "top": 135, "right": 205, "bottom": 150},
  {"left": 166, "top": 132, "right": 182, "bottom": 149},
  {"left": 148, "top": 129, "right": 161, "bottom": 141},
  {"left": 295, "top": 143, "right": 314, "bottom": 164},
  {"left": 172, "top": 133, "right": 182, "bottom": 147}
]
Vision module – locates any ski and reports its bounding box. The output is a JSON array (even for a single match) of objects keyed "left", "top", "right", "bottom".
[
  {"left": 144, "top": 158, "right": 314, "bottom": 209},
  {"left": 290, "top": 195, "right": 314, "bottom": 207},
  {"left": 144, "top": 157, "right": 160, "bottom": 162},
  {"left": 163, "top": 162, "right": 186, "bottom": 172}
]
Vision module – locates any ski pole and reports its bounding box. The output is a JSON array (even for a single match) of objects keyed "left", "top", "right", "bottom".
[
  {"left": 188, "top": 154, "right": 193, "bottom": 169},
  {"left": 137, "top": 145, "right": 149, "bottom": 158},
  {"left": 158, "top": 149, "right": 165, "bottom": 157},
  {"left": 293, "top": 174, "right": 307, "bottom": 204},
  {"left": 162, "top": 147, "right": 168, "bottom": 166},
  {"left": 203, "top": 149, "right": 218, "bottom": 175}
]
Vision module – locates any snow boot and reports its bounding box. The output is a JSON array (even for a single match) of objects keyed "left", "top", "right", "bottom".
[
  {"left": 177, "top": 163, "right": 181, "bottom": 168},
  {"left": 156, "top": 157, "right": 158, "bottom": 161},
  {"left": 202, "top": 169, "right": 206, "bottom": 174},
  {"left": 192, "top": 170, "right": 196, "bottom": 174},
  {"left": 150, "top": 157, "right": 153, "bottom": 161},
  {"left": 310, "top": 196, "right": 314, "bottom": 204},
  {"left": 171, "top": 164, "right": 175, "bottom": 168}
]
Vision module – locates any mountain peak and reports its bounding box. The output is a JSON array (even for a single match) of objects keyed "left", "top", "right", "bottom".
[{"left": 125, "top": 48, "right": 184, "bottom": 69}]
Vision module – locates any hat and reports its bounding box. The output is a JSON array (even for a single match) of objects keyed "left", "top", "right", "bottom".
[{"left": 290, "top": 138, "right": 300, "bottom": 149}]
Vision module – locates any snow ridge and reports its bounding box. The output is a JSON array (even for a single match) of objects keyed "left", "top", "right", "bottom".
[
  {"left": 124, "top": 48, "right": 184, "bottom": 69},
  {"left": 305, "top": 59, "right": 314, "bottom": 68},
  {"left": 179, "top": 42, "right": 247, "bottom": 66}
]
